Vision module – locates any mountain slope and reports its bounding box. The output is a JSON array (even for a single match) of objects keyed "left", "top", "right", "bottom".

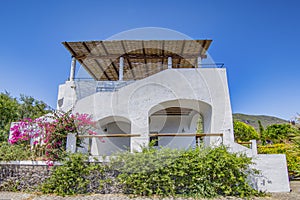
[{"left": 233, "top": 113, "right": 288, "bottom": 130}]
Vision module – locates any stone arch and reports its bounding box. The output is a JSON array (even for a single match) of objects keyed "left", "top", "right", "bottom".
[
  {"left": 148, "top": 99, "right": 212, "bottom": 149},
  {"left": 91, "top": 116, "right": 131, "bottom": 156}
]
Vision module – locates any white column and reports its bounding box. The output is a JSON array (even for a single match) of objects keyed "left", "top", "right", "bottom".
[
  {"left": 119, "top": 57, "right": 124, "bottom": 81},
  {"left": 69, "top": 56, "right": 76, "bottom": 81},
  {"left": 250, "top": 140, "right": 258, "bottom": 155},
  {"left": 130, "top": 116, "right": 149, "bottom": 152},
  {"left": 66, "top": 133, "right": 77, "bottom": 153},
  {"left": 167, "top": 57, "right": 172, "bottom": 69},
  {"left": 197, "top": 56, "right": 202, "bottom": 68}
]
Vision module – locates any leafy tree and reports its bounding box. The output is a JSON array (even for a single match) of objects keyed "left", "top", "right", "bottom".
[
  {"left": 0, "top": 92, "right": 20, "bottom": 141},
  {"left": 233, "top": 121, "right": 259, "bottom": 142},
  {"left": 257, "top": 120, "right": 264, "bottom": 138},
  {"left": 0, "top": 92, "right": 52, "bottom": 142},
  {"left": 262, "top": 124, "right": 300, "bottom": 144},
  {"left": 18, "top": 94, "right": 51, "bottom": 120},
  {"left": 257, "top": 120, "right": 267, "bottom": 144}
]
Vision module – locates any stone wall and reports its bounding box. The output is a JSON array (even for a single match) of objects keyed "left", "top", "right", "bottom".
[
  {"left": 0, "top": 161, "right": 51, "bottom": 192},
  {"left": 0, "top": 161, "right": 120, "bottom": 193},
  {"left": 0, "top": 155, "right": 291, "bottom": 193}
]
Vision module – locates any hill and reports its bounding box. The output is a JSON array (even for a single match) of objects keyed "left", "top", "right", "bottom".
[{"left": 233, "top": 113, "right": 288, "bottom": 130}]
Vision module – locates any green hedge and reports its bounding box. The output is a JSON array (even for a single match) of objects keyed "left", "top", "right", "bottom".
[
  {"left": 0, "top": 144, "right": 261, "bottom": 198},
  {"left": 111, "top": 145, "right": 260, "bottom": 198}
]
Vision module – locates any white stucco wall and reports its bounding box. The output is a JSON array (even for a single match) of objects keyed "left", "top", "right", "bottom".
[
  {"left": 57, "top": 67, "right": 291, "bottom": 192},
  {"left": 58, "top": 68, "right": 235, "bottom": 151},
  {"left": 250, "top": 154, "right": 290, "bottom": 192}
]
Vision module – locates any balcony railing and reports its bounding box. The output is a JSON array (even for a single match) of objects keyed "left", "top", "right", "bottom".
[
  {"left": 96, "top": 81, "right": 135, "bottom": 92},
  {"left": 66, "top": 133, "right": 224, "bottom": 154},
  {"left": 73, "top": 64, "right": 225, "bottom": 97}
]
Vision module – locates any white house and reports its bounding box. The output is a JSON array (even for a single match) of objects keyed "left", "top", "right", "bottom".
[{"left": 57, "top": 39, "right": 290, "bottom": 192}]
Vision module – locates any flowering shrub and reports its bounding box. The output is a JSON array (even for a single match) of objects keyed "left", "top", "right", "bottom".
[{"left": 9, "top": 110, "right": 98, "bottom": 165}]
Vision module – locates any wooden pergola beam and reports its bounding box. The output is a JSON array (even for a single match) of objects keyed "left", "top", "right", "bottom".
[
  {"left": 63, "top": 42, "right": 98, "bottom": 80},
  {"left": 177, "top": 40, "right": 186, "bottom": 68},
  {"left": 75, "top": 53, "right": 203, "bottom": 60},
  {"left": 141, "top": 41, "right": 148, "bottom": 75},
  {"left": 100, "top": 41, "right": 119, "bottom": 79},
  {"left": 120, "top": 41, "right": 135, "bottom": 79},
  {"left": 82, "top": 42, "right": 111, "bottom": 80}
]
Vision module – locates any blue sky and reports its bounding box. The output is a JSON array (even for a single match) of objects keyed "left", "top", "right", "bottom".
[{"left": 0, "top": 0, "right": 299, "bottom": 120}]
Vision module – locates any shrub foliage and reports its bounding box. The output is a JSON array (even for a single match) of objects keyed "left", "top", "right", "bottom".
[
  {"left": 111, "top": 145, "right": 259, "bottom": 198},
  {"left": 40, "top": 153, "right": 105, "bottom": 196},
  {"left": 233, "top": 121, "right": 259, "bottom": 142},
  {"left": 262, "top": 123, "right": 300, "bottom": 144},
  {"left": 1, "top": 144, "right": 261, "bottom": 197},
  {"left": 0, "top": 142, "right": 31, "bottom": 161}
]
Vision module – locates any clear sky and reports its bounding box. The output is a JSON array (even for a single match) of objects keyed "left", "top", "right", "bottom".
[{"left": 0, "top": 0, "right": 299, "bottom": 120}]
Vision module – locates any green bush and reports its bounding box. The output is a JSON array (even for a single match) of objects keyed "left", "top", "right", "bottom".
[
  {"left": 233, "top": 121, "right": 259, "bottom": 142},
  {"left": 40, "top": 153, "right": 105, "bottom": 196},
  {"left": 111, "top": 145, "right": 259, "bottom": 198},
  {"left": 0, "top": 142, "right": 31, "bottom": 161},
  {"left": 262, "top": 124, "right": 300, "bottom": 144}
]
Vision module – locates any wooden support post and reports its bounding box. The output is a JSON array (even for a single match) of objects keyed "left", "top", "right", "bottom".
[
  {"left": 119, "top": 56, "right": 124, "bottom": 81},
  {"left": 70, "top": 56, "right": 76, "bottom": 80},
  {"left": 168, "top": 57, "right": 172, "bottom": 69}
]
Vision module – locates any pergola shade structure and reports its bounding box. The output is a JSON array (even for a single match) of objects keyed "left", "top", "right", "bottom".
[{"left": 63, "top": 40, "right": 212, "bottom": 81}]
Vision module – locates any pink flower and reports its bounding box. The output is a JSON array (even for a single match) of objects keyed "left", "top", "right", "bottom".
[{"left": 88, "top": 130, "right": 97, "bottom": 135}]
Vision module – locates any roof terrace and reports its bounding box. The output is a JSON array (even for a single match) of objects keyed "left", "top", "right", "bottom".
[{"left": 63, "top": 40, "right": 222, "bottom": 82}]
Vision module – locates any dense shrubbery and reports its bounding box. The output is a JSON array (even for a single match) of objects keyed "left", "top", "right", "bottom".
[
  {"left": 233, "top": 121, "right": 259, "bottom": 142},
  {"left": 261, "top": 123, "right": 300, "bottom": 144},
  {"left": 111, "top": 145, "right": 259, "bottom": 198},
  {"left": 0, "top": 142, "right": 31, "bottom": 161},
  {"left": 0, "top": 128, "right": 263, "bottom": 198},
  {"left": 0, "top": 145, "right": 258, "bottom": 197},
  {"left": 40, "top": 153, "right": 106, "bottom": 196}
]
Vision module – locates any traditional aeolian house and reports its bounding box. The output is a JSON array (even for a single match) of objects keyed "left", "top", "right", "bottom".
[{"left": 58, "top": 39, "right": 290, "bottom": 192}]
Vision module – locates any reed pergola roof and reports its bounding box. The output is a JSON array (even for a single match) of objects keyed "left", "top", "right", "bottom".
[{"left": 62, "top": 40, "right": 212, "bottom": 81}]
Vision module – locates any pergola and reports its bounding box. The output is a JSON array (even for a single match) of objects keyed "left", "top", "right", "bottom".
[{"left": 63, "top": 40, "right": 212, "bottom": 81}]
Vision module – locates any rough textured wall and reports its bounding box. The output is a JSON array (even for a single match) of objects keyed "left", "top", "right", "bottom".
[
  {"left": 0, "top": 162, "right": 121, "bottom": 193},
  {"left": 0, "top": 163, "right": 51, "bottom": 191}
]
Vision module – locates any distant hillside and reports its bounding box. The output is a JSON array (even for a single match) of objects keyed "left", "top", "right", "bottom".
[{"left": 233, "top": 113, "right": 288, "bottom": 130}]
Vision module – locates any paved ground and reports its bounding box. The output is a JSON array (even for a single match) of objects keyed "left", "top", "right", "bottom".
[{"left": 0, "top": 181, "right": 299, "bottom": 200}]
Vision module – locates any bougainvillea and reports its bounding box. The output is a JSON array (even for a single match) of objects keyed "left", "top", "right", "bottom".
[{"left": 9, "top": 110, "right": 98, "bottom": 166}]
